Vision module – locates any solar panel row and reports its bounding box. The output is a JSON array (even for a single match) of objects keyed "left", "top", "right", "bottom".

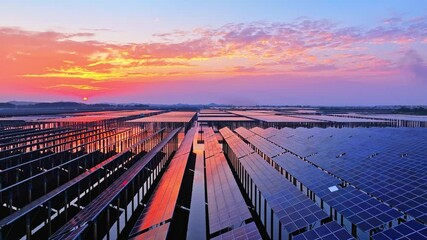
[
  {"left": 272, "top": 154, "right": 342, "bottom": 200},
  {"left": 204, "top": 127, "right": 260, "bottom": 239},
  {"left": 372, "top": 220, "right": 427, "bottom": 240},
  {"left": 229, "top": 111, "right": 322, "bottom": 123},
  {"left": 235, "top": 127, "right": 285, "bottom": 158},
  {"left": 129, "top": 127, "right": 196, "bottom": 239},
  {"left": 293, "top": 221, "right": 354, "bottom": 240},
  {"left": 204, "top": 127, "right": 223, "bottom": 159},
  {"left": 38, "top": 110, "right": 160, "bottom": 123},
  {"left": 2, "top": 109, "right": 426, "bottom": 240},
  {"left": 128, "top": 112, "right": 196, "bottom": 123},
  {"left": 49, "top": 128, "right": 181, "bottom": 240},
  {"left": 220, "top": 127, "right": 328, "bottom": 240},
  {"left": 292, "top": 115, "right": 386, "bottom": 123},
  {"left": 0, "top": 128, "right": 165, "bottom": 240},
  {"left": 245, "top": 126, "right": 427, "bottom": 239},
  {"left": 249, "top": 127, "right": 277, "bottom": 139},
  {"left": 198, "top": 116, "right": 254, "bottom": 122},
  {"left": 211, "top": 222, "right": 262, "bottom": 240},
  {"left": 263, "top": 127, "right": 427, "bottom": 222},
  {"left": 243, "top": 127, "right": 404, "bottom": 239}
]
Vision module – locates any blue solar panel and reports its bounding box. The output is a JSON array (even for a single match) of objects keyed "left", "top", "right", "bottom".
[
  {"left": 322, "top": 186, "right": 402, "bottom": 232},
  {"left": 211, "top": 222, "right": 262, "bottom": 240},
  {"left": 372, "top": 220, "right": 427, "bottom": 240},
  {"left": 268, "top": 127, "right": 427, "bottom": 225},
  {"left": 219, "top": 127, "right": 328, "bottom": 239},
  {"left": 272, "top": 154, "right": 341, "bottom": 199},
  {"left": 204, "top": 127, "right": 254, "bottom": 235},
  {"left": 293, "top": 221, "right": 354, "bottom": 240}
]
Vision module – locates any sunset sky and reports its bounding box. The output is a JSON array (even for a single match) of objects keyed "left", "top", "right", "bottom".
[{"left": 1, "top": 0, "right": 426, "bottom": 105}]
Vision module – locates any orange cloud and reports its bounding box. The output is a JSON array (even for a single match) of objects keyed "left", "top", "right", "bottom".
[
  {"left": 45, "top": 84, "right": 106, "bottom": 91},
  {"left": 1, "top": 16, "right": 426, "bottom": 101}
]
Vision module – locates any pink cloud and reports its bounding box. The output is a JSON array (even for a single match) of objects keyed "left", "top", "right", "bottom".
[{"left": 0, "top": 15, "right": 426, "bottom": 102}]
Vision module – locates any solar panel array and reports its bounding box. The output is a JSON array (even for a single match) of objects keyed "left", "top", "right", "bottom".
[
  {"left": 220, "top": 127, "right": 328, "bottom": 239},
  {"left": 247, "top": 131, "right": 403, "bottom": 231},
  {"left": 50, "top": 128, "right": 181, "bottom": 240},
  {"left": 269, "top": 127, "right": 427, "bottom": 224},
  {"left": 235, "top": 127, "right": 402, "bottom": 238},
  {"left": 293, "top": 221, "right": 354, "bottom": 240},
  {"left": 272, "top": 154, "right": 341, "bottom": 199},
  {"left": 0, "top": 117, "right": 166, "bottom": 240},
  {"left": 129, "top": 127, "right": 196, "bottom": 239},
  {"left": 235, "top": 127, "right": 285, "bottom": 157},
  {"left": 249, "top": 127, "right": 277, "bottom": 138},
  {"left": 323, "top": 186, "right": 403, "bottom": 232},
  {"left": 292, "top": 114, "right": 386, "bottom": 123},
  {"left": 198, "top": 116, "right": 254, "bottom": 122},
  {"left": 128, "top": 111, "right": 196, "bottom": 123},
  {"left": 219, "top": 128, "right": 254, "bottom": 159},
  {"left": 218, "top": 127, "right": 236, "bottom": 140},
  {"left": 130, "top": 222, "right": 170, "bottom": 240},
  {"left": 2, "top": 108, "right": 427, "bottom": 240},
  {"left": 199, "top": 109, "right": 236, "bottom": 116},
  {"left": 229, "top": 111, "right": 322, "bottom": 123},
  {"left": 333, "top": 113, "right": 427, "bottom": 122},
  {"left": 211, "top": 222, "right": 262, "bottom": 240},
  {"left": 38, "top": 110, "right": 160, "bottom": 123},
  {"left": 251, "top": 115, "right": 322, "bottom": 123},
  {"left": 204, "top": 127, "right": 224, "bottom": 159},
  {"left": 234, "top": 127, "right": 256, "bottom": 139},
  {"left": 238, "top": 126, "right": 427, "bottom": 239},
  {"left": 372, "top": 220, "right": 427, "bottom": 240},
  {"left": 197, "top": 111, "right": 257, "bottom": 132},
  {"left": 204, "top": 127, "right": 259, "bottom": 238}
]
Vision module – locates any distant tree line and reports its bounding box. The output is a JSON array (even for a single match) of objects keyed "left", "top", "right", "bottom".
[{"left": 394, "top": 107, "right": 427, "bottom": 115}]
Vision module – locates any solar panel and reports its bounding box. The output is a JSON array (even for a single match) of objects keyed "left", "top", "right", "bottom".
[
  {"left": 198, "top": 117, "right": 254, "bottom": 122},
  {"left": 129, "top": 127, "right": 196, "bottom": 238},
  {"left": 243, "top": 134, "right": 286, "bottom": 158},
  {"left": 204, "top": 127, "right": 254, "bottom": 236},
  {"left": 220, "top": 131, "right": 254, "bottom": 159},
  {"left": 220, "top": 128, "right": 328, "bottom": 239},
  {"left": 272, "top": 154, "right": 341, "bottom": 199},
  {"left": 128, "top": 111, "right": 196, "bottom": 123},
  {"left": 228, "top": 111, "right": 323, "bottom": 123},
  {"left": 129, "top": 222, "right": 170, "bottom": 240},
  {"left": 249, "top": 115, "right": 322, "bottom": 123},
  {"left": 249, "top": 127, "right": 279, "bottom": 138},
  {"left": 372, "top": 220, "right": 427, "bottom": 240},
  {"left": 269, "top": 127, "right": 427, "bottom": 224},
  {"left": 203, "top": 127, "right": 223, "bottom": 159},
  {"left": 293, "top": 221, "right": 354, "bottom": 240},
  {"left": 322, "top": 186, "right": 403, "bottom": 232},
  {"left": 218, "top": 127, "right": 236, "bottom": 140},
  {"left": 38, "top": 110, "right": 159, "bottom": 123},
  {"left": 234, "top": 127, "right": 256, "bottom": 139},
  {"left": 240, "top": 153, "right": 328, "bottom": 236},
  {"left": 292, "top": 115, "right": 386, "bottom": 123},
  {"left": 229, "top": 127, "right": 427, "bottom": 238},
  {"left": 49, "top": 129, "right": 181, "bottom": 240},
  {"left": 200, "top": 109, "right": 226, "bottom": 114},
  {"left": 211, "top": 222, "right": 262, "bottom": 240}
]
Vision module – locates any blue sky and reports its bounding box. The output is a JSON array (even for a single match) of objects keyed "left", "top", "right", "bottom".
[{"left": 2, "top": 0, "right": 426, "bottom": 43}]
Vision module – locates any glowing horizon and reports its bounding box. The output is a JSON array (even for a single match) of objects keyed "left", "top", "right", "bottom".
[{"left": 1, "top": 1, "right": 426, "bottom": 105}]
